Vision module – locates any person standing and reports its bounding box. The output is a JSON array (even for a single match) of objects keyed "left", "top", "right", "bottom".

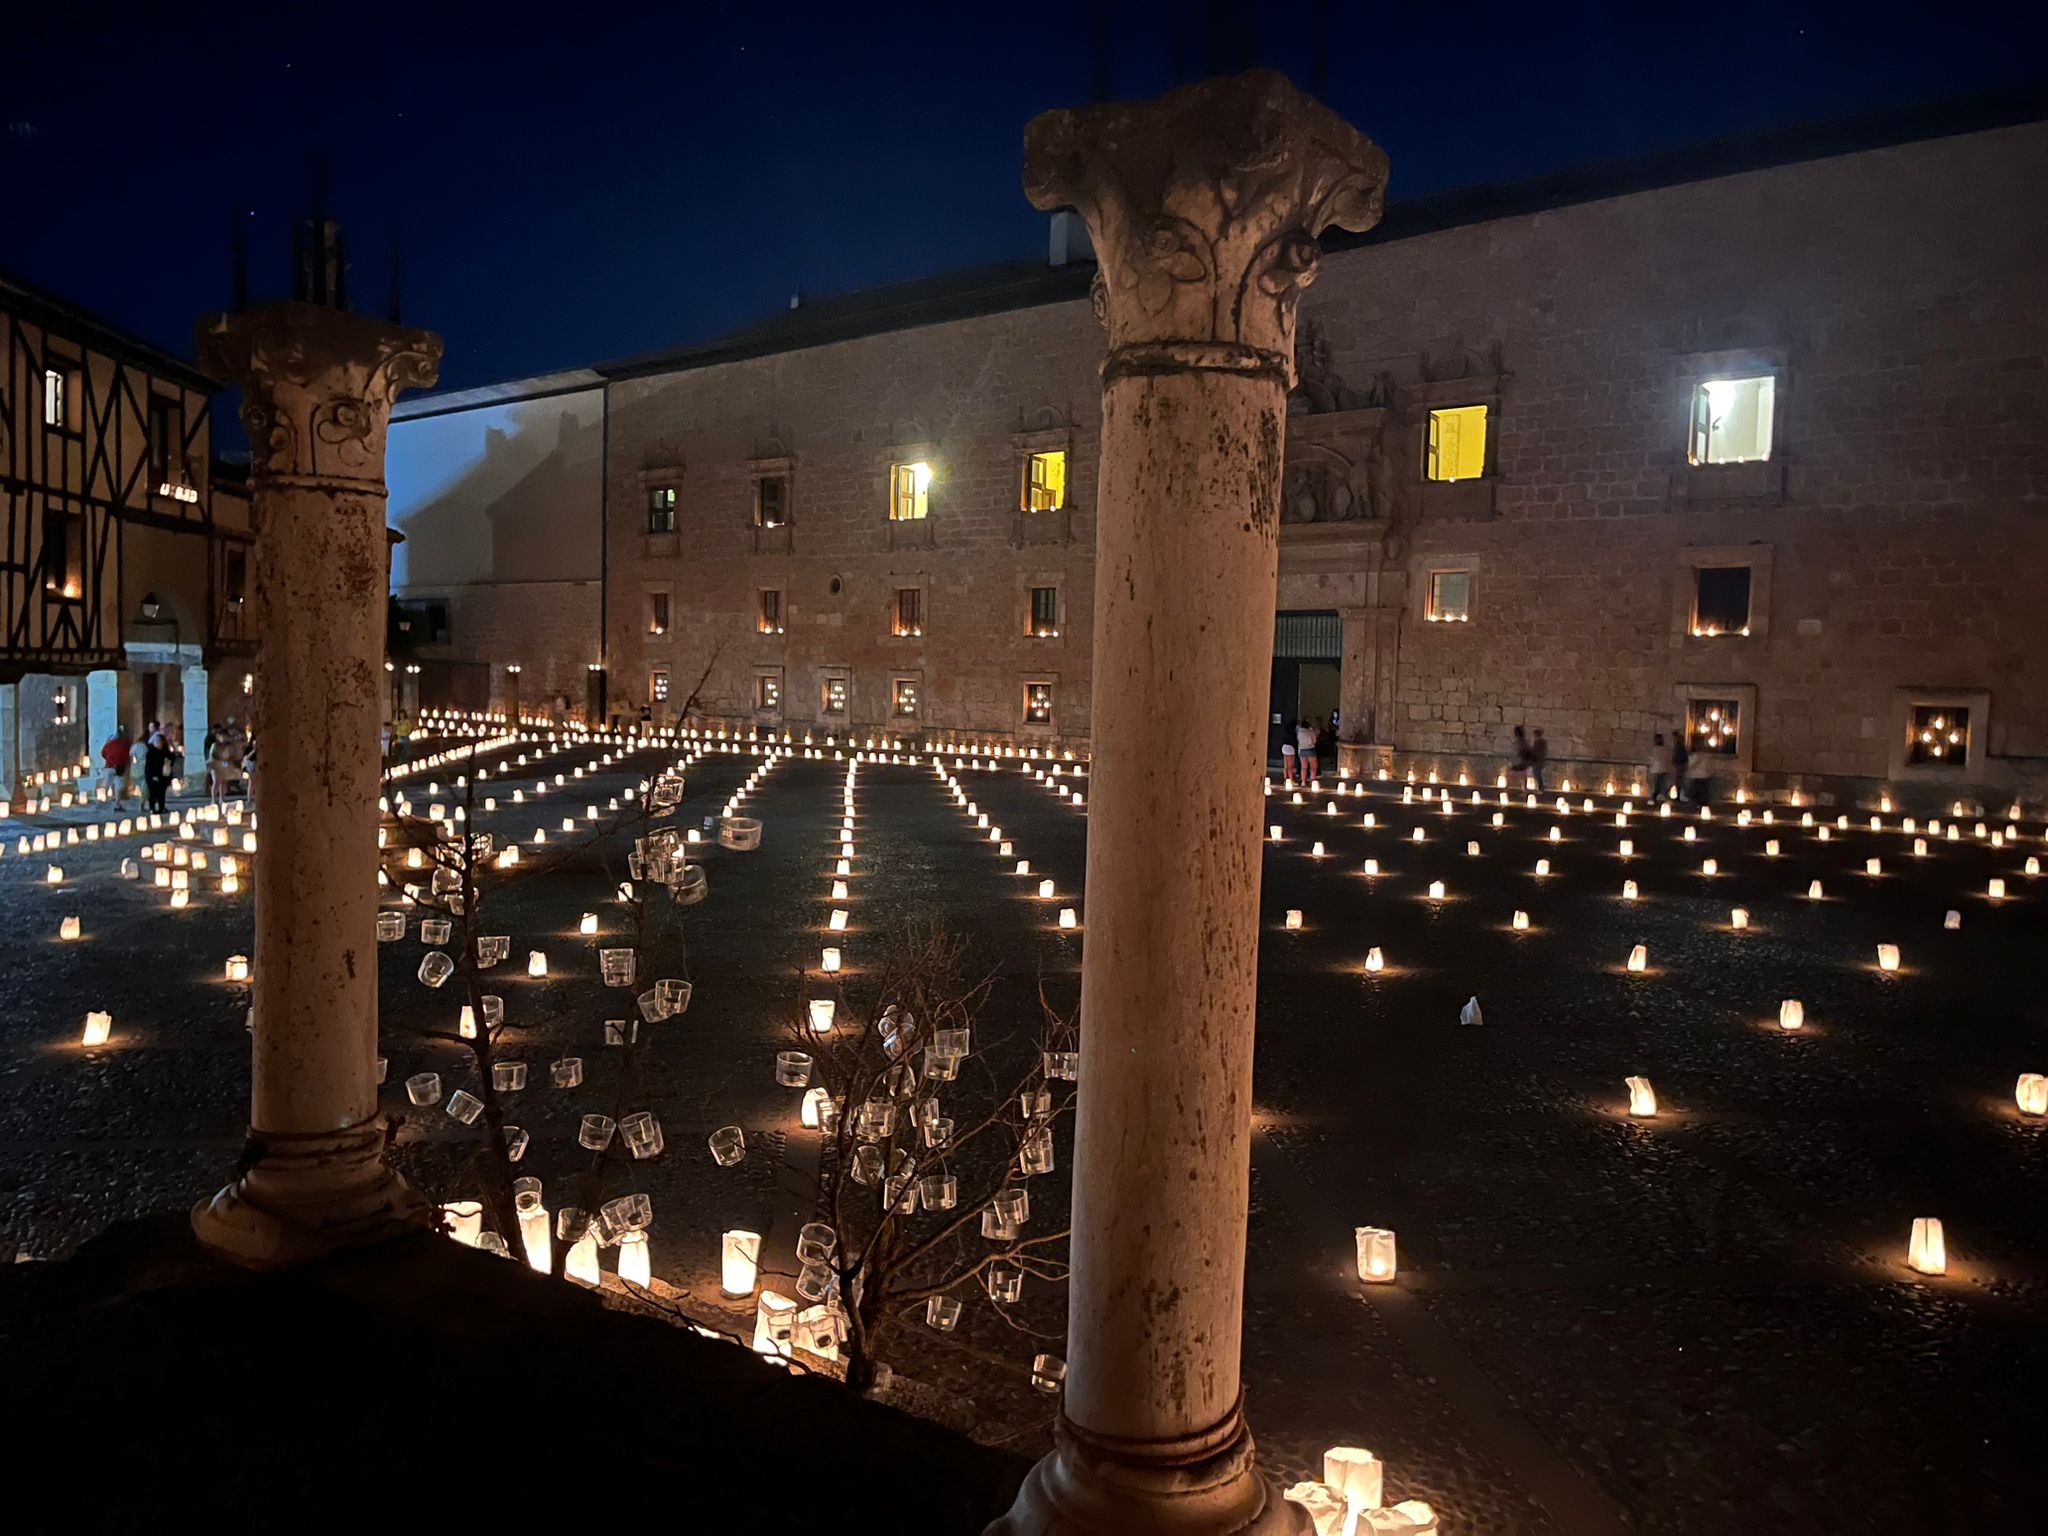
[
  {"left": 1295, "top": 716, "right": 1320, "bottom": 783},
  {"left": 1648, "top": 732, "right": 1673, "bottom": 803},
  {"left": 143, "top": 727, "right": 173, "bottom": 814},
  {"left": 99, "top": 726, "right": 132, "bottom": 800},
  {"left": 1509, "top": 725, "right": 1530, "bottom": 786},
  {"left": 209, "top": 719, "right": 241, "bottom": 806},
  {"left": 1279, "top": 735, "right": 1298, "bottom": 786},
  {"left": 1530, "top": 728, "right": 1550, "bottom": 792}
]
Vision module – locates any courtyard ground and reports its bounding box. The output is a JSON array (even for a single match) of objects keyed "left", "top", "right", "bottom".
[{"left": 2, "top": 735, "right": 2041, "bottom": 1532}]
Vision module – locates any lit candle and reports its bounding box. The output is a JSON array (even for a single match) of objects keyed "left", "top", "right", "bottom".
[
  {"left": 1364, "top": 947, "right": 1385, "bottom": 973},
  {"left": 1353, "top": 1225, "right": 1397, "bottom": 1282},
  {"left": 1511, "top": 910, "right": 1529, "bottom": 930},
  {"left": 1906, "top": 1217, "right": 1946, "bottom": 1276},
  {"left": 821, "top": 947, "right": 841, "bottom": 973},
  {"left": 1626, "top": 944, "right": 1647, "bottom": 972},
  {"left": 1876, "top": 943, "right": 1900, "bottom": 972},
  {"left": 722, "top": 1229, "right": 762, "bottom": 1295},
  {"left": 1625, "top": 1075, "right": 1657, "bottom": 1117},
  {"left": 1778, "top": 999, "right": 1805, "bottom": 1031},
  {"left": 58, "top": 916, "right": 81, "bottom": 941},
  {"left": 81, "top": 1010, "right": 113, "bottom": 1047}
]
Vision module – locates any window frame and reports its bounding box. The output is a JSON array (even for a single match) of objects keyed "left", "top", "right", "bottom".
[
  {"left": 1689, "top": 566, "right": 1753, "bottom": 638},
  {"left": 41, "top": 359, "right": 81, "bottom": 433},
  {"left": 892, "top": 585, "right": 925, "bottom": 639},
  {"left": 1687, "top": 374, "right": 1777, "bottom": 467},
  {"left": 754, "top": 667, "right": 784, "bottom": 716},
  {"left": 889, "top": 460, "right": 932, "bottom": 522},
  {"left": 648, "top": 666, "right": 671, "bottom": 706},
  {"left": 41, "top": 505, "right": 86, "bottom": 602},
  {"left": 890, "top": 675, "right": 921, "bottom": 720},
  {"left": 758, "top": 587, "right": 785, "bottom": 635},
  {"left": 819, "top": 671, "right": 850, "bottom": 719},
  {"left": 147, "top": 392, "right": 185, "bottom": 484},
  {"left": 1023, "top": 679, "right": 1056, "bottom": 728},
  {"left": 1021, "top": 448, "right": 1067, "bottom": 513},
  {"left": 646, "top": 485, "right": 679, "bottom": 535},
  {"left": 1888, "top": 687, "right": 1990, "bottom": 781},
  {"left": 1670, "top": 681, "right": 1758, "bottom": 775},
  {"left": 1670, "top": 544, "right": 1772, "bottom": 646},
  {"left": 1425, "top": 569, "right": 1473, "bottom": 624},
  {"left": 1027, "top": 584, "right": 1061, "bottom": 638}
]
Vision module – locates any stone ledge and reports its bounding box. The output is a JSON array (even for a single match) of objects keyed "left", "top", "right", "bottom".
[{"left": 0, "top": 1215, "right": 1026, "bottom": 1525}]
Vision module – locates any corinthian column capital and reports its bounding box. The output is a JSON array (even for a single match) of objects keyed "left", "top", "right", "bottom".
[
  {"left": 198, "top": 303, "right": 443, "bottom": 492},
  {"left": 1023, "top": 69, "right": 1388, "bottom": 375}
]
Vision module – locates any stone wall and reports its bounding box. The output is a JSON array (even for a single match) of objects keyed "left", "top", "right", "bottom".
[{"left": 584, "top": 117, "right": 2048, "bottom": 796}]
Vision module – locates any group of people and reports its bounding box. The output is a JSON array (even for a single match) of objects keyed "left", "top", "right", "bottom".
[
  {"left": 97, "top": 717, "right": 253, "bottom": 813},
  {"left": 1279, "top": 713, "right": 1338, "bottom": 785},
  {"left": 1509, "top": 724, "right": 1551, "bottom": 790},
  {"left": 1647, "top": 730, "right": 1713, "bottom": 805}
]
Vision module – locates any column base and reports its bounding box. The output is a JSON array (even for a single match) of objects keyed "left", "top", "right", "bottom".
[
  {"left": 988, "top": 1403, "right": 1307, "bottom": 1536},
  {"left": 191, "top": 1119, "right": 427, "bottom": 1269}
]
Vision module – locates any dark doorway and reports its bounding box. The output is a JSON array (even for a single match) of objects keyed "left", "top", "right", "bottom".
[{"left": 1269, "top": 611, "right": 1342, "bottom": 768}]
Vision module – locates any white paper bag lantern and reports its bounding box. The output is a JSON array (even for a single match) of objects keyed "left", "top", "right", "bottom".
[
  {"left": 579, "top": 912, "right": 598, "bottom": 935},
  {"left": 1626, "top": 1075, "right": 1657, "bottom": 1117},
  {"left": 807, "top": 999, "right": 836, "bottom": 1034},
  {"left": 1284, "top": 910, "right": 1303, "bottom": 930},
  {"left": 224, "top": 955, "right": 250, "bottom": 982},
  {"left": 2016, "top": 1073, "right": 2047, "bottom": 1116},
  {"left": 527, "top": 950, "right": 549, "bottom": 977},
  {"left": 1906, "top": 1217, "right": 1946, "bottom": 1276},
  {"left": 723, "top": 1229, "right": 763, "bottom": 1296},
  {"left": 618, "top": 1230, "right": 652, "bottom": 1287},
  {"left": 1427, "top": 881, "right": 1446, "bottom": 900},
  {"left": 1534, "top": 858, "right": 1550, "bottom": 877},
  {"left": 81, "top": 1010, "right": 113, "bottom": 1047},
  {"left": 821, "top": 947, "right": 842, "bottom": 973},
  {"left": 1778, "top": 999, "right": 1805, "bottom": 1031},
  {"left": 1807, "top": 880, "right": 1824, "bottom": 901},
  {"left": 1511, "top": 910, "right": 1529, "bottom": 930},
  {"left": 1731, "top": 907, "right": 1750, "bottom": 929},
  {"left": 1058, "top": 908, "right": 1078, "bottom": 929},
  {"left": 59, "top": 916, "right": 81, "bottom": 941},
  {"left": 1362, "top": 858, "right": 1379, "bottom": 876},
  {"left": 1037, "top": 878, "right": 1055, "bottom": 899},
  {"left": 828, "top": 909, "right": 848, "bottom": 931},
  {"left": 1618, "top": 839, "right": 1633, "bottom": 858},
  {"left": 1621, "top": 880, "right": 1638, "bottom": 901},
  {"left": 1988, "top": 878, "right": 2006, "bottom": 901},
  {"left": 1322, "top": 1447, "right": 1382, "bottom": 1514},
  {"left": 1876, "top": 943, "right": 1900, "bottom": 972},
  {"left": 1626, "top": 944, "right": 1647, "bottom": 972},
  {"left": 1353, "top": 1226, "right": 1396, "bottom": 1282},
  {"left": 1364, "top": 947, "right": 1385, "bottom": 973}
]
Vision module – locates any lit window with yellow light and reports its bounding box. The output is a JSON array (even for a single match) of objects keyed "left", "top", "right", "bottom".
[
  {"left": 1426, "top": 405, "right": 1487, "bottom": 483},
  {"left": 1689, "top": 376, "right": 1775, "bottom": 465},
  {"left": 890, "top": 461, "right": 932, "bottom": 520},
  {"left": 1023, "top": 450, "right": 1066, "bottom": 512},
  {"left": 1024, "top": 682, "right": 1054, "bottom": 725},
  {"left": 1685, "top": 698, "right": 1740, "bottom": 757}
]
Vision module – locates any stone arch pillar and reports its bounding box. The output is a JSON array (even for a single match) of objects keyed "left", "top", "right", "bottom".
[
  {"left": 190, "top": 301, "right": 442, "bottom": 1266},
  {"left": 991, "top": 72, "right": 1386, "bottom": 1535}
]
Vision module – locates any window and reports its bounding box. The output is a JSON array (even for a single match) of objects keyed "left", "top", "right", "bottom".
[
  {"left": 225, "top": 549, "right": 248, "bottom": 608},
  {"left": 892, "top": 677, "right": 919, "bottom": 717},
  {"left": 1024, "top": 681, "right": 1054, "bottom": 725},
  {"left": 1907, "top": 706, "right": 1969, "bottom": 767},
  {"left": 53, "top": 684, "right": 75, "bottom": 726},
  {"left": 1029, "top": 586, "right": 1060, "bottom": 637},
  {"left": 422, "top": 601, "right": 449, "bottom": 643},
  {"left": 1691, "top": 567, "right": 1752, "bottom": 638},
  {"left": 1685, "top": 697, "right": 1741, "bottom": 757},
  {"left": 1689, "top": 376, "right": 1775, "bottom": 465},
  {"left": 647, "top": 486, "right": 678, "bottom": 534},
  {"left": 649, "top": 668, "right": 670, "bottom": 704},
  {"left": 821, "top": 675, "right": 848, "bottom": 716},
  {"left": 890, "top": 461, "right": 931, "bottom": 521},
  {"left": 148, "top": 396, "right": 183, "bottom": 482},
  {"left": 1023, "top": 450, "right": 1066, "bottom": 512},
  {"left": 758, "top": 589, "right": 783, "bottom": 634},
  {"left": 1426, "top": 570, "right": 1472, "bottom": 623},
  {"left": 647, "top": 592, "right": 670, "bottom": 636},
  {"left": 1426, "top": 405, "right": 1487, "bottom": 483},
  {"left": 757, "top": 671, "right": 783, "bottom": 712},
  {"left": 893, "top": 587, "right": 923, "bottom": 638},
  {"left": 42, "top": 368, "right": 69, "bottom": 429},
  {"left": 756, "top": 476, "right": 788, "bottom": 528},
  {"left": 41, "top": 508, "right": 84, "bottom": 600}
]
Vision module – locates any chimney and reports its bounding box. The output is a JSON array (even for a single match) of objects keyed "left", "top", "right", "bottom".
[{"left": 1048, "top": 209, "right": 1093, "bottom": 269}]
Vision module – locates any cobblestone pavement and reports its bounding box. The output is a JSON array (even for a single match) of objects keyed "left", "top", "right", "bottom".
[{"left": 2, "top": 738, "right": 2042, "bottom": 1532}]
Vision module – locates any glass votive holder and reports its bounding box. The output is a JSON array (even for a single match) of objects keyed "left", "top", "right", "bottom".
[
  {"left": 579, "top": 1113, "right": 616, "bottom": 1151},
  {"left": 923, "top": 1117, "right": 954, "bottom": 1149},
  {"left": 556, "top": 1206, "right": 593, "bottom": 1244},
  {"left": 599, "top": 948, "right": 636, "bottom": 987},
  {"left": 621, "top": 1111, "right": 665, "bottom": 1159},
  {"left": 776, "top": 1050, "right": 813, "bottom": 1087},
  {"left": 1031, "top": 1354, "right": 1067, "bottom": 1394},
  {"left": 551, "top": 1057, "right": 584, "bottom": 1088},
  {"left": 926, "top": 1295, "right": 962, "bottom": 1331},
  {"left": 994, "top": 1187, "right": 1030, "bottom": 1227},
  {"left": 986, "top": 1265, "right": 1024, "bottom": 1303},
  {"left": 491, "top": 1060, "right": 528, "bottom": 1092},
  {"left": 796, "top": 1222, "right": 837, "bottom": 1264},
  {"left": 602, "top": 1191, "right": 652, "bottom": 1233},
  {"left": 919, "top": 1172, "right": 958, "bottom": 1209},
  {"left": 416, "top": 951, "right": 455, "bottom": 988},
  {"left": 501, "top": 1125, "right": 529, "bottom": 1162},
  {"left": 445, "top": 1088, "right": 484, "bottom": 1124},
  {"left": 656, "top": 978, "right": 692, "bottom": 1014},
  {"left": 420, "top": 918, "right": 451, "bottom": 945},
  {"left": 405, "top": 1072, "right": 442, "bottom": 1106},
  {"left": 376, "top": 912, "right": 405, "bottom": 942}
]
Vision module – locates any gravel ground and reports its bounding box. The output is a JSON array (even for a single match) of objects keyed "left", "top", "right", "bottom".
[{"left": 3, "top": 740, "right": 2042, "bottom": 1532}]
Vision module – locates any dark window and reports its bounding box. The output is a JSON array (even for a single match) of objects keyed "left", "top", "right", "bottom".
[
  {"left": 759, "top": 589, "right": 783, "bottom": 633},
  {"left": 1684, "top": 698, "right": 1741, "bottom": 757},
  {"left": 1029, "top": 586, "right": 1059, "bottom": 636},
  {"left": 647, "top": 486, "right": 678, "bottom": 534},
  {"left": 648, "top": 592, "right": 671, "bottom": 635},
  {"left": 894, "top": 587, "right": 923, "bottom": 637},
  {"left": 1907, "top": 705, "right": 1969, "bottom": 767},
  {"left": 42, "top": 507, "right": 85, "bottom": 600},
  {"left": 225, "top": 549, "right": 248, "bottom": 607},
  {"left": 757, "top": 672, "right": 782, "bottom": 711},
  {"left": 424, "top": 602, "right": 449, "bottom": 643},
  {"left": 1692, "top": 567, "right": 1752, "bottom": 637},
  {"left": 757, "top": 477, "right": 788, "bottom": 528},
  {"left": 148, "top": 396, "right": 183, "bottom": 481}
]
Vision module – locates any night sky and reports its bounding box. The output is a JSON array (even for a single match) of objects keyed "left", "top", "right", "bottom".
[{"left": 6, "top": 3, "right": 2043, "bottom": 395}]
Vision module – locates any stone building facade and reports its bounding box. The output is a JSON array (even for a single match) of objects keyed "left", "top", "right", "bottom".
[{"left": 392, "top": 100, "right": 2048, "bottom": 800}]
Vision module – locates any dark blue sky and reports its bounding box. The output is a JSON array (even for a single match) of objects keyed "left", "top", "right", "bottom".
[{"left": 6, "top": 2, "right": 2043, "bottom": 393}]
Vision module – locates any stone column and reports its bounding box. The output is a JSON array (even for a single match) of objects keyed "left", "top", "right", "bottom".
[
  {"left": 993, "top": 74, "right": 1385, "bottom": 1535},
  {"left": 191, "top": 302, "right": 442, "bottom": 1266}
]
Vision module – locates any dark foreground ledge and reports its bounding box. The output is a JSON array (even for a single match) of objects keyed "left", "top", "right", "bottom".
[{"left": 1, "top": 1215, "right": 1026, "bottom": 1529}]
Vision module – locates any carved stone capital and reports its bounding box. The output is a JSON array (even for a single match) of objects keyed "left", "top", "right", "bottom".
[
  {"left": 197, "top": 302, "right": 442, "bottom": 491},
  {"left": 1023, "top": 70, "right": 1387, "bottom": 373}
]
